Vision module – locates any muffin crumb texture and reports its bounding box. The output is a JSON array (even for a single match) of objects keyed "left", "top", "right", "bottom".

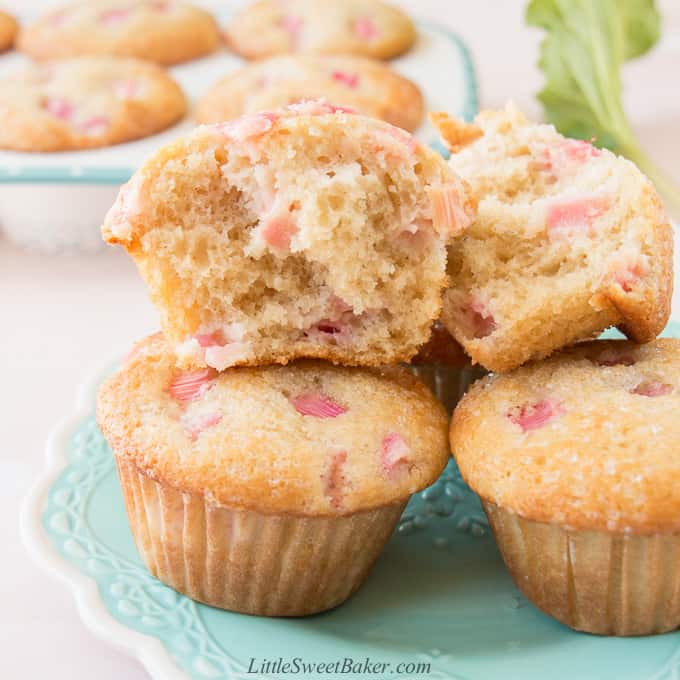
[
  {"left": 435, "top": 104, "right": 673, "bottom": 372},
  {"left": 102, "top": 104, "right": 474, "bottom": 369}
]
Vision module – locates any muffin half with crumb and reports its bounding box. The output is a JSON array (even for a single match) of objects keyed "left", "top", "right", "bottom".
[
  {"left": 98, "top": 333, "right": 450, "bottom": 616},
  {"left": 432, "top": 104, "right": 673, "bottom": 373},
  {"left": 102, "top": 101, "right": 474, "bottom": 370}
]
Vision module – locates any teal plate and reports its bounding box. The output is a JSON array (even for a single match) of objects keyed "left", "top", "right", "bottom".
[{"left": 22, "top": 322, "right": 680, "bottom": 680}]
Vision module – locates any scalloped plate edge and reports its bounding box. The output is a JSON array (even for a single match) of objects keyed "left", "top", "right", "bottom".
[{"left": 20, "top": 353, "right": 189, "bottom": 680}]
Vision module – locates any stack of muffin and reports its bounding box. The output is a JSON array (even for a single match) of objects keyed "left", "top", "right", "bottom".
[
  {"left": 437, "top": 105, "right": 678, "bottom": 637},
  {"left": 96, "top": 102, "right": 467, "bottom": 616},
  {"left": 98, "top": 102, "right": 680, "bottom": 635},
  {"left": 97, "top": 99, "right": 678, "bottom": 634}
]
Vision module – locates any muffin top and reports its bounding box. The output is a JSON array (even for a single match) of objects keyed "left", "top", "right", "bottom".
[
  {"left": 451, "top": 339, "right": 680, "bottom": 534},
  {"left": 0, "top": 57, "right": 186, "bottom": 151},
  {"left": 17, "top": 0, "right": 219, "bottom": 65},
  {"left": 98, "top": 334, "right": 449, "bottom": 516},
  {"left": 224, "top": 0, "right": 416, "bottom": 61},
  {"left": 194, "top": 54, "right": 424, "bottom": 133}
]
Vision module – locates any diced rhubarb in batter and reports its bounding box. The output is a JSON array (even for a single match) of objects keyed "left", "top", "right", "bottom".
[
  {"left": 149, "top": 0, "right": 171, "bottom": 11},
  {"left": 593, "top": 348, "right": 636, "bottom": 367},
  {"left": 540, "top": 140, "right": 601, "bottom": 176},
  {"left": 555, "top": 139, "right": 601, "bottom": 163},
  {"left": 287, "top": 100, "right": 357, "bottom": 116},
  {"left": 261, "top": 211, "right": 298, "bottom": 251},
  {"left": 305, "top": 317, "right": 354, "bottom": 346},
  {"left": 217, "top": 112, "right": 279, "bottom": 142},
  {"left": 631, "top": 380, "right": 673, "bottom": 397},
  {"left": 546, "top": 194, "right": 610, "bottom": 239},
  {"left": 507, "top": 399, "right": 565, "bottom": 432},
  {"left": 43, "top": 97, "right": 74, "bottom": 121},
  {"left": 429, "top": 184, "right": 471, "bottom": 236},
  {"left": 81, "top": 116, "right": 109, "bottom": 135},
  {"left": 195, "top": 331, "right": 224, "bottom": 348},
  {"left": 291, "top": 392, "right": 348, "bottom": 418},
  {"left": 280, "top": 14, "right": 303, "bottom": 35},
  {"left": 353, "top": 16, "right": 379, "bottom": 40},
  {"left": 167, "top": 368, "right": 217, "bottom": 404},
  {"left": 381, "top": 433, "right": 410, "bottom": 473},
  {"left": 112, "top": 79, "right": 140, "bottom": 99},
  {"left": 323, "top": 449, "right": 347, "bottom": 509},
  {"left": 608, "top": 250, "right": 647, "bottom": 293},
  {"left": 182, "top": 412, "right": 222, "bottom": 441},
  {"left": 332, "top": 71, "right": 359, "bottom": 88},
  {"left": 100, "top": 9, "right": 129, "bottom": 25},
  {"left": 457, "top": 298, "right": 497, "bottom": 339}
]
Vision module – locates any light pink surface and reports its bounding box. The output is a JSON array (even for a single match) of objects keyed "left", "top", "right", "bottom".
[{"left": 3, "top": 1, "right": 680, "bottom": 678}]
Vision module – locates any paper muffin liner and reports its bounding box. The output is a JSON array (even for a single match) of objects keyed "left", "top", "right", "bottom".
[
  {"left": 116, "top": 458, "right": 407, "bottom": 617},
  {"left": 408, "top": 364, "right": 486, "bottom": 414},
  {"left": 483, "top": 501, "right": 680, "bottom": 636}
]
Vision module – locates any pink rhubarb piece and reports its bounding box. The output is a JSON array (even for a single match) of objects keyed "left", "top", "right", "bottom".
[
  {"left": 112, "top": 79, "right": 140, "bottom": 100},
  {"left": 287, "top": 100, "right": 357, "bottom": 116},
  {"left": 182, "top": 412, "right": 222, "bottom": 441},
  {"left": 559, "top": 139, "right": 601, "bottom": 162},
  {"left": 615, "top": 265, "right": 644, "bottom": 293},
  {"left": 508, "top": 399, "right": 565, "bottom": 432},
  {"left": 631, "top": 380, "right": 673, "bottom": 397},
  {"left": 429, "top": 184, "right": 471, "bottom": 236},
  {"left": 279, "top": 14, "right": 303, "bottom": 35},
  {"left": 81, "top": 116, "right": 110, "bottom": 135},
  {"left": 332, "top": 71, "right": 359, "bottom": 88},
  {"left": 99, "top": 9, "right": 129, "bottom": 25},
  {"left": 261, "top": 211, "right": 298, "bottom": 250},
  {"left": 381, "top": 433, "right": 410, "bottom": 473},
  {"left": 291, "top": 392, "right": 347, "bottom": 418},
  {"left": 43, "top": 97, "right": 74, "bottom": 121},
  {"left": 218, "top": 112, "right": 279, "bottom": 141},
  {"left": 546, "top": 194, "right": 610, "bottom": 239},
  {"left": 459, "top": 298, "right": 496, "bottom": 339},
  {"left": 167, "top": 369, "right": 217, "bottom": 405},
  {"left": 353, "top": 16, "right": 379, "bottom": 40},
  {"left": 307, "top": 318, "right": 353, "bottom": 345},
  {"left": 323, "top": 450, "right": 347, "bottom": 509}
]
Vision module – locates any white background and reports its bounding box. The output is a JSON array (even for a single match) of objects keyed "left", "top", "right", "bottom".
[{"left": 2, "top": 1, "right": 680, "bottom": 678}]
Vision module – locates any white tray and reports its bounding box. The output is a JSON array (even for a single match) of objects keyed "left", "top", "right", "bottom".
[{"left": 0, "top": 3, "right": 477, "bottom": 252}]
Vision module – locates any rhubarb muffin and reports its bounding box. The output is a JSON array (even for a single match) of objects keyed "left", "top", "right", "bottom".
[
  {"left": 195, "top": 55, "right": 424, "bottom": 132},
  {"left": 0, "top": 10, "right": 18, "bottom": 52},
  {"left": 0, "top": 57, "right": 186, "bottom": 151},
  {"left": 102, "top": 101, "right": 474, "bottom": 369},
  {"left": 451, "top": 338, "right": 680, "bottom": 635},
  {"left": 409, "top": 322, "right": 485, "bottom": 414},
  {"left": 432, "top": 104, "right": 673, "bottom": 372},
  {"left": 224, "top": 0, "right": 416, "bottom": 61},
  {"left": 97, "top": 333, "right": 449, "bottom": 616},
  {"left": 18, "top": 0, "right": 219, "bottom": 65}
]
